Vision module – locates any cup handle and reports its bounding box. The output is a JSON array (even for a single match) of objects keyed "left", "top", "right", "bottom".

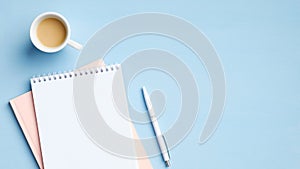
[{"left": 67, "top": 39, "right": 83, "bottom": 51}]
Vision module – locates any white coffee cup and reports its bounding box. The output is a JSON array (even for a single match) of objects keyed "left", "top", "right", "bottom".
[{"left": 30, "top": 12, "right": 82, "bottom": 53}]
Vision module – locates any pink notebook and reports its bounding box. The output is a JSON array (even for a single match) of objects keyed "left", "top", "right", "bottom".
[{"left": 9, "top": 60, "right": 152, "bottom": 169}]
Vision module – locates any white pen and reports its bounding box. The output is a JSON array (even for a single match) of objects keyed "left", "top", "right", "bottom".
[{"left": 142, "top": 86, "right": 171, "bottom": 167}]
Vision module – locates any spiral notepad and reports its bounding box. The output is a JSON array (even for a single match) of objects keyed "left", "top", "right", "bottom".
[{"left": 31, "top": 64, "right": 138, "bottom": 169}]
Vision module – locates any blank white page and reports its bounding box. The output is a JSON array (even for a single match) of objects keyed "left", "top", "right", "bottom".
[{"left": 31, "top": 65, "right": 137, "bottom": 169}]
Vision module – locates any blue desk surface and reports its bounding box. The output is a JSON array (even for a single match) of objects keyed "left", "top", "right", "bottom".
[{"left": 1, "top": 0, "right": 300, "bottom": 168}]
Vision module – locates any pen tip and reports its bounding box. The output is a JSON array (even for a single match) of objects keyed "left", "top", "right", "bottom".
[{"left": 165, "top": 161, "right": 171, "bottom": 167}]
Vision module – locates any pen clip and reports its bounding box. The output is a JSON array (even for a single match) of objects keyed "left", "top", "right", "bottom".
[{"left": 162, "top": 135, "right": 170, "bottom": 158}]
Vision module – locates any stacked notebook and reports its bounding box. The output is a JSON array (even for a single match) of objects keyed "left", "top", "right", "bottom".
[{"left": 10, "top": 60, "right": 152, "bottom": 169}]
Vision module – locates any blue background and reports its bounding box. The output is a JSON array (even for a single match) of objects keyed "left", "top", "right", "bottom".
[{"left": 1, "top": 0, "right": 300, "bottom": 169}]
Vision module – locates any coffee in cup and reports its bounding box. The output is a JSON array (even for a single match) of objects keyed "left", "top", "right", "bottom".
[{"left": 37, "top": 18, "right": 67, "bottom": 48}]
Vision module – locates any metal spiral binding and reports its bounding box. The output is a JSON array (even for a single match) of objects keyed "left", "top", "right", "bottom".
[{"left": 31, "top": 64, "right": 120, "bottom": 84}]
